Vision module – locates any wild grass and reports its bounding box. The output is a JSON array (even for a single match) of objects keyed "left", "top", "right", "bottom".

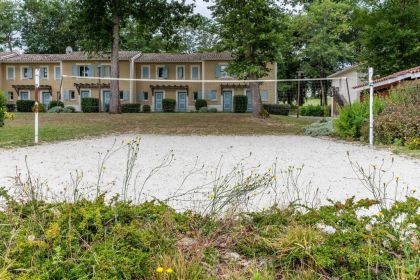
[
  {"left": 0, "top": 139, "right": 418, "bottom": 279},
  {"left": 0, "top": 113, "right": 315, "bottom": 148}
]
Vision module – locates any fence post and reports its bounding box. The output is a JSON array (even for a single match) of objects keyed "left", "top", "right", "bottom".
[
  {"left": 34, "top": 68, "right": 40, "bottom": 144},
  {"left": 368, "top": 67, "right": 374, "bottom": 146}
]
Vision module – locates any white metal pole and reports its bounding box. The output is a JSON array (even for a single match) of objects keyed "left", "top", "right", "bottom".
[
  {"left": 368, "top": 67, "right": 374, "bottom": 146},
  {"left": 35, "top": 68, "right": 40, "bottom": 144}
]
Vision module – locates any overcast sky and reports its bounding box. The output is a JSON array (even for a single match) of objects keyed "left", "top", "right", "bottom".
[{"left": 186, "top": 0, "right": 212, "bottom": 18}]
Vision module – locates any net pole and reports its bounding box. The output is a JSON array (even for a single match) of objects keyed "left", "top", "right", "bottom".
[
  {"left": 368, "top": 67, "right": 374, "bottom": 146},
  {"left": 34, "top": 68, "right": 40, "bottom": 144}
]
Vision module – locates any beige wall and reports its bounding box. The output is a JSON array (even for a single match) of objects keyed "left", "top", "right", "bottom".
[{"left": 0, "top": 62, "right": 61, "bottom": 105}]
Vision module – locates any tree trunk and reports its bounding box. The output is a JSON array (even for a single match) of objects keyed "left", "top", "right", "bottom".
[
  {"left": 249, "top": 73, "right": 262, "bottom": 118},
  {"left": 109, "top": 13, "right": 120, "bottom": 114}
]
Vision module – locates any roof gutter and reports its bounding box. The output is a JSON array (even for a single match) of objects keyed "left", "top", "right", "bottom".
[{"left": 129, "top": 52, "right": 143, "bottom": 103}]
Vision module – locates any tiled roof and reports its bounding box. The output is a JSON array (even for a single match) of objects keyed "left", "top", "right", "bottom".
[
  {"left": 0, "top": 51, "right": 19, "bottom": 60},
  {"left": 0, "top": 51, "right": 141, "bottom": 63},
  {"left": 328, "top": 64, "right": 359, "bottom": 78},
  {"left": 135, "top": 52, "right": 233, "bottom": 62},
  {"left": 354, "top": 66, "right": 420, "bottom": 89},
  {"left": 0, "top": 51, "right": 233, "bottom": 63}
]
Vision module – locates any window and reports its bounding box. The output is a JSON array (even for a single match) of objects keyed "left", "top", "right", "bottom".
[
  {"left": 20, "top": 91, "right": 29, "bottom": 100},
  {"left": 21, "top": 66, "right": 32, "bottom": 80},
  {"left": 119, "top": 90, "right": 129, "bottom": 101},
  {"left": 157, "top": 66, "right": 168, "bottom": 79},
  {"left": 220, "top": 65, "right": 229, "bottom": 78},
  {"left": 6, "top": 66, "right": 15, "bottom": 80},
  {"left": 8, "top": 91, "right": 13, "bottom": 101},
  {"left": 101, "top": 65, "right": 111, "bottom": 77},
  {"left": 260, "top": 90, "right": 268, "bottom": 101},
  {"left": 70, "top": 90, "right": 76, "bottom": 100},
  {"left": 176, "top": 65, "right": 185, "bottom": 80},
  {"left": 207, "top": 90, "right": 217, "bottom": 101},
  {"left": 40, "top": 66, "right": 48, "bottom": 80},
  {"left": 54, "top": 66, "right": 61, "bottom": 80},
  {"left": 193, "top": 91, "right": 198, "bottom": 100},
  {"left": 140, "top": 91, "right": 148, "bottom": 101},
  {"left": 141, "top": 66, "right": 150, "bottom": 79},
  {"left": 79, "top": 66, "right": 90, "bottom": 77},
  {"left": 80, "top": 89, "right": 90, "bottom": 98},
  {"left": 191, "top": 66, "right": 199, "bottom": 80}
]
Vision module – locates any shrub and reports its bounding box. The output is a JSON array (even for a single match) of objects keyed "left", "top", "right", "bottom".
[
  {"left": 6, "top": 104, "right": 15, "bottom": 112},
  {"left": 198, "top": 107, "right": 208, "bottom": 113},
  {"left": 195, "top": 99, "right": 207, "bottom": 111},
  {"left": 16, "top": 100, "right": 35, "bottom": 112},
  {"left": 121, "top": 103, "right": 141, "bottom": 113},
  {"left": 300, "top": 105, "right": 325, "bottom": 117},
  {"left": 142, "top": 104, "right": 151, "bottom": 113},
  {"left": 334, "top": 99, "right": 385, "bottom": 139},
  {"left": 0, "top": 91, "right": 6, "bottom": 127},
  {"left": 304, "top": 120, "right": 335, "bottom": 137},
  {"left": 81, "top": 97, "right": 99, "bottom": 113},
  {"left": 32, "top": 103, "right": 46, "bottom": 113},
  {"left": 406, "top": 138, "right": 420, "bottom": 150},
  {"left": 48, "top": 100, "right": 64, "bottom": 110},
  {"left": 65, "top": 106, "right": 76, "bottom": 113},
  {"left": 162, "top": 98, "right": 176, "bottom": 112},
  {"left": 233, "top": 95, "right": 247, "bottom": 113},
  {"left": 263, "top": 104, "right": 290, "bottom": 116},
  {"left": 208, "top": 107, "right": 217, "bottom": 113}
]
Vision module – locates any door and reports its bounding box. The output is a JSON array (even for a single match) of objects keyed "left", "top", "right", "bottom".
[
  {"left": 178, "top": 91, "right": 187, "bottom": 112},
  {"left": 223, "top": 90, "right": 233, "bottom": 112},
  {"left": 102, "top": 90, "right": 111, "bottom": 112},
  {"left": 154, "top": 91, "right": 163, "bottom": 112},
  {"left": 246, "top": 90, "right": 252, "bottom": 112},
  {"left": 42, "top": 91, "right": 51, "bottom": 109}
]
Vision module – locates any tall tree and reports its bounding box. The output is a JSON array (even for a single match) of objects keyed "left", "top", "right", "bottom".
[
  {"left": 209, "top": 0, "right": 284, "bottom": 117},
  {"left": 358, "top": 0, "right": 420, "bottom": 76},
  {"left": 21, "top": 0, "right": 79, "bottom": 53},
  {"left": 0, "top": 0, "right": 21, "bottom": 51},
  {"left": 77, "top": 0, "right": 194, "bottom": 113}
]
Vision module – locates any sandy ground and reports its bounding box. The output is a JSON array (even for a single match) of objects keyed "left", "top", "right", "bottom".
[{"left": 0, "top": 135, "right": 419, "bottom": 211}]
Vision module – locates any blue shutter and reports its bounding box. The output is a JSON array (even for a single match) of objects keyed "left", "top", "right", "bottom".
[
  {"left": 63, "top": 90, "right": 69, "bottom": 101},
  {"left": 72, "top": 65, "right": 78, "bottom": 76},
  {"left": 55, "top": 67, "right": 61, "bottom": 79},
  {"left": 7, "top": 67, "right": 14, "bottom": 79},
  {"left": 138, "top": 91, "right": 143, "bottom": 101},
  {"left": 198, "top": 91, "right": 203, "bottom": 99},
  {"left": 192, "top": 66, "right": 199, "bottom": 79},
  {"left": 87, "top": 65, "right": 93, "bottom": 77},
  {"left": 261, "top": 90, "right": 268, "bottom": 101},
  {"left": 27, "top": 68, "right": 33, "bottom": 79},
  {"left": 142, "top": 67, "right": 149, "bottom": 79},
  {"left": 123, "top": 91, "right": 129, "bottom": 101},
  {"left": 163, "top": 66, "right": 169, "bottom": 79},
  {"left": 212, "top": 90, "right": 217, "bottom": 100},
  {"left": 215, "top": 65, "right": 221, "bottom": 78}
]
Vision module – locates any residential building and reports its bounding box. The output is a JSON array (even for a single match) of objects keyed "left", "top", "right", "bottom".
[
  {"left": 0, "top": 51, "right": 277, "bottom": 112},
  {"left": 327, "top": 65, "right": 365, "bottom": 104}
]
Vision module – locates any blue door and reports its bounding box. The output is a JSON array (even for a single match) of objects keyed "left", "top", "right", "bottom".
[
  {"left": 223, "top": 90, "right": 233, "bottom": 112},
  {"left": 155, "top": 91, "right": 163, "bottom": 112},
  {"left": 42, "top": 91, "right": 51, "bottom": 109},
  {"left": 103, "top": 90, "right": 111, "bottom": 112},
  {"left": 246, "top": 90, "right": 252, "bottom": 112},
  {"left": 178, "top": 91, "right": 187, "bottom": 112}
]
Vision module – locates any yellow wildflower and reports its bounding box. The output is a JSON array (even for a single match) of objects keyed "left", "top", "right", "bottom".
[
  {"left": 208, "top": 194, "right": 215, "bottom": 199},
  {"left": 166, "top": 268, "right": 173, "bottom": 274},
  {"left": 395, "top": 176, "right": 400, "bottom": 182},
  {"left": 156, "top": 267, "right": 164, "bottom": 273},
  {"left": 272, "top": 175, "right": 277, "bottom": 180},
  {"left": 376, "top": 212, "right": 383, "bottom": 217}
]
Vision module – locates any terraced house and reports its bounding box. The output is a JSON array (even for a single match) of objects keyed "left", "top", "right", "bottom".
[{"left": 0, "top": 51, "right": 277, "bottom": 112}]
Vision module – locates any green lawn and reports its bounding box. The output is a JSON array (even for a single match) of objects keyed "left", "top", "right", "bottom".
[{"left": 0, "top": 113, "right": 315, "bottom": 148}]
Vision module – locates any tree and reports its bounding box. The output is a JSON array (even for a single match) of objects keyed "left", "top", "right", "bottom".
[
  {"left": 291, "top": 0, "right": 357, "bottom": 105},
  {"left": 76, "top": 0, "right": 194, "bottom": 113},
  {"left": 209, "top": 0, "right": 284, "bottom": 117},
  {"left": 358, "top": 0, "right": 420, "bottom": 76},
  {"left": 0, "top": 0, "right": 21, "bottom": 51},
  {"left": 20, "top": 0, "right": 79, "bottom": 53}
]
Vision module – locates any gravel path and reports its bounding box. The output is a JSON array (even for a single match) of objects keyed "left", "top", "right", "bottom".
[{"left": 0, "top": 135, "right": 419, "bottom": 210}]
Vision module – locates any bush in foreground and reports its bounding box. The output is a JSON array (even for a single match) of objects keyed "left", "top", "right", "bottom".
[
  {"left": 81, "top": 97, "right": 99, "bottom": 113},
  {"left": 304, "top": 119, "right": 335, "bottom": 137},
  {"left": 300, "top": 105, "right": 328, "bottom": 117},
  {"left": 263, "top": 104, "right": 290, "bottom": 116},
  {"left": 195, "top": 99, "right": 207, "bottom": 111},
  {"left": 121, "top": 103, "right": 141, "bottom": 113},
  {"left": 48, "top": 101, "right": 64, "bottom": 110},
  {"left": 162, "top": 98, "right": 176, "bottom": 112}
]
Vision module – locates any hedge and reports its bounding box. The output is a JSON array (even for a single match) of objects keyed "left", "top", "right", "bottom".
[
  {"left": 121, "top": 103, "right": 141, "bottom": 113},
  {"left": 234, "top": 95, "right": 247, "bottom": 113},
  {"left": 142, "top": 104, "right": 151, "bottom": 113},
  {"left": 300, "top": 105, "right": 325, "bottom": 117},
  {"left": 195, "top": 99, "right": 207, "bottom": 111},
  {"left": 48, "top": 100, "right": 64, "bottom": 110},
  {"left": 6, "top": 104, "right": 16, "bottom": 112},
  {"left": 263, "top": 104, "right": 291, "bottom": 116},
  {"left": 16, "top": 100, "right": 35, "bottom": 112},
  {"left": 162, "top": 98, "right": 176, "bottom": 112},
  {"left": 32, "top": 103, "right": 46, "bottom": 113},
  {"left": 81, "top": 98, "right": 99, "bottom": 113}
]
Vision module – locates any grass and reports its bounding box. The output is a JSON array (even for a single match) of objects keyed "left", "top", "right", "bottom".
[{"left": 0, "top": 113, "right": 315, "bottom": 148}]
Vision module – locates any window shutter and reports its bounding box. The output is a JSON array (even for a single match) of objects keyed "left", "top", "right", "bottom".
[
  {"left": 55, "top": 67, "right": 61, "bottom": 79},
  {"left": 63, "top": 90, "right": 69, "bottom": 101},
  {"left": 87, "top": 65, "right": 93, "bottom": 77},
  {"left": 215, "top": 65, "right": 221, "bottom": 78},
  {"left": 212, "top": 90, "right": 217, "bottom": 100},
  {"left": 123, "top": 91, "right": 129, "bottom": 101},
  {"left": 7, "top": 67, "right": 14, "bottom": 79},
  {"left": 142, "top": 67, "right": 149, "bottom": 79},
  {"left": 261, "top": 90, "right": 268, "bottom": 101},
  {"left": 192, "top": 67, "right": 199, "bottom": 79},
  {"left": 163, "top": 66, "right": 169, "bottom": 79},
  {"left": 27, "top": 68, "right": 33, "bottom": 79},
  {"left": 138, "top": 91, "right": 143, "bottom": 101},
  {"left": 198, "top": 91, "right": 203, "bottom": 99},
  {"left": 72, "top": 65, "right": 78, "bottom": 76}
]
